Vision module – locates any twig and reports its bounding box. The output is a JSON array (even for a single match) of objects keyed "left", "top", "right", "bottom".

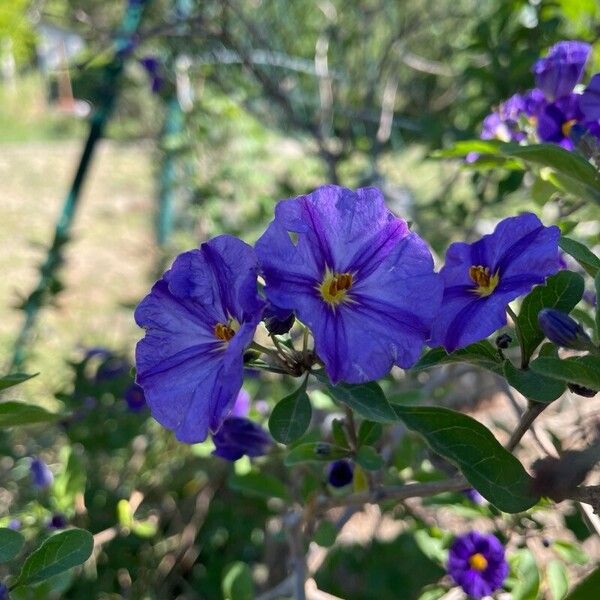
[{"left": 506, "top": 403, "right": 547, "bottom": 452}]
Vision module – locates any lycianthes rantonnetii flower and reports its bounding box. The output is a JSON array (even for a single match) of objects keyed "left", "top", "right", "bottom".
[
  {"left": 7, "top": 519, "right": 21, "bottom": 530},
  {"left": 532, "top": 41, "right": 591, "bottom": 102},
  {"left": 464, "top": 488, "right": 486, "bottom": 505},
  {"left": 327, "top": 459, "right": 354, "bottom": 488},
  {"left": 229, "top": 388, "right": 251, "bottom": 417},
  {"left": 139, "top": 56, "right": 164, "bottom": 94},
  {"left": 447, "top": 531, "right": 508, "bottom": 600},
  {"left": 0, "top": 582, "right": 8, "bottom": 600},
  {"left": 48, "top": 513, "right": 68, "bottom": 530},
  {"left": 579, "top": 73, "right": 600, "bottom": 122},
  {"left": 537, "top": 93, "right": 585, "bottom": 149},
  {"left": 430, "top": 213, "right": 560, "bottom": 352},
  {"left": 212, "top": 417, "right": 271, "bottom": 461},
  {"left": 30, "top": 457, "right": 53, "bottom": 489},
  {"left": 255, "top": 185, "right": 442, "bottom": 383},
  {"left": 538, "top": 308, "right": 594, "bottom": 351},
  {"left": 135, "top": 235, "right": 265, "bottom": 443},
  {"left": 125, "top": 382, "right": 146, "bottom": 412},
  {"left": 481, "top": 92, "right": 540, "bottom": 143}
]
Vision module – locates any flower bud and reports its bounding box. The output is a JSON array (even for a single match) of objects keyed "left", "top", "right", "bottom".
[
  {"left": 263, "top": 303, "right": 295, "bottom": 335},
  {"left": 495, "top": 334, "right": 512, "bottom": 349},
  {"left": 327, "top": 459, "right": 354, "bottom": 488},
  {"left": 537, "top": 308, "right": 593, "bottom": 351}
]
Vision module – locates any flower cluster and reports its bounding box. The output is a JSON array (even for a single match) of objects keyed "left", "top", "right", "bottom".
[
  {"left": 135, "top": 185, "right": 559, "bottom": 445},
  {"left": 481, "top": 40, "right": 600, "bottom": 150}
]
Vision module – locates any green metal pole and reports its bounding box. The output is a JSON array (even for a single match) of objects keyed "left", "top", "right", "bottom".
[{"left": 11, "top": 0, "right": 151, "bottom": 370}]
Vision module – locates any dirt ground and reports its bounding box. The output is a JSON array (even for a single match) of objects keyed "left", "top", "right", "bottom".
[{"left": 0, "top": 139, "right": 157, "bottom": 402}]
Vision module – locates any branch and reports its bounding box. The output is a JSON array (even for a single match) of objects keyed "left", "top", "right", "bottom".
[{"left": 506, "top": 403, "right": 547, "bottom": 452}]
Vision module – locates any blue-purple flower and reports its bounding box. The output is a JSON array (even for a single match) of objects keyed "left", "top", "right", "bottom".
[
  {"left": 255, "top": 185, "right": 442, "bottom": 383},
  {"left": 481, "top": 91, "right": 544, "bottom": 143},
  {"left": 447, "top": 531, "right": 508, "bottom": 599},
  {"left": 212, "top": 417, "right": 271, "bottom": 461},
  {"left": 125, "top": 382, "right": 147, "bottom": 412},
  {"left": 30, "top": 457, "right": 53, "bottom": 489},
  {"left": 139, "top": 56, "right": 164, "bottom": 94},
  {"left": 579, "top": 73, "right": 600, "bottom": 121},
  {"left": 327, "top": 459, "right": 354, "bottom": 488},
  {"left": 229, "top": 388, "right": 251, "bottom": 417},
  {"left": 430, "top": 213, "right": 560, "bottom": 352},
  {"left": 537, "top": 93, "right": 584, "bottom": 149},
  {"left": 0, "top": 582, "right": 7, "bottom": 600},
  {"left": 135, "top": 235, "right": 265, "bottom": 443},
  {"left": 48, "top": 513, "right": 68, "bottom": 530},
  {"left": 538, "top": 308, "right": 593, "bottom": 351},
  {"left": 532, "top": 41, "right": 591, "bottom": 101}
]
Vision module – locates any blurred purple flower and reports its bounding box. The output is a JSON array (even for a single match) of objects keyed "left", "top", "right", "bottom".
[
  {"left": 448, "top": 531, "right": 508, "bottom": 599},
  {"left": 327, "top": 460, "right": 354, "bottom": 488},
  {"left": 532, "top": 41, "right": 591, "bottom": 101},
  {"left": 125, "top": 382, "right": 146, "bottom": 412},
  {"left": 48, "top": 513, "right": 68, "bottom": 530},
  {"left": 537, "top": 93, "right": 585, "bottom": 149},
  {"left": 481, "top": 91, "right": 544, "bottom": 143},
  {"left": 30, "top": 457, "right": 53, "bottom": 489},
  {"left": 139, "top": 56, "right": 164, "bottom": 94},
  {"left": 135, "top": 235, "right": 265, "bottom": 443},
  {"left": 0, "top": 583, "right": 7, "bottom": 600},
  {"left": 7, "top": 518, "right": 21, "bottom": 530},
  {"left": 96, "top": 356, "right": 129, "bottom": 382},
  {"left": 430, "top": 213, "right": 560, "bottom": 352},
  {"left": 464, "top": 488, "right": 485, "bottom": 505},
  {"left": 229, "top": 388, "right": 251, "bottom": 418},
  {"left": 583, "top": 290, "right": 597, "bottom": 308},
  {"left": 579, "top": 73, "right": 600, "bottom": 121},
  {"left": 255, "top": 185, "right": 442, "bottom": 383},
  {"left": 212, "top": 417, "right": 271, "bottom": 461}
]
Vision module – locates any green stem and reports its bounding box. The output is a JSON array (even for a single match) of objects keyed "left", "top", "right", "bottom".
[{"left": 506, "top": 305, "right": 527, "bottom": 368}]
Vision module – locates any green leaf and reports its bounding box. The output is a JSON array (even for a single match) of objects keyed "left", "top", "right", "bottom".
[
  {"left": 0, "top": 372, "right": 38, "bottom": 392},
  {"left": 414, "top": 341, "right": 503, "bottom": 374},
  {"left": 432, "top": 139, "right": 503, "bottom": 158},
  {"left": 565, "top": 566, "right": 600, "bottom": 599},
  {"left": 516, "top": 271, "right": 584, "bottom": 364},
  {"left": 13, "top": 529, "right": 93, "bottom": 588},
  {"left": 0, "top": 527, "right": 24, "bottom": 562},
  {"left": 530, "top": 355, "right": 600, "bottom": 391},
  {"left": 413, "top": 529, "right": 448, "bottom": 564},
  {"left": 595, "top": 272, "right": 600, "bottom": 340},
  {"left": 355, "top": 446, "right": 384, "bottom": 471},
  {"left": 503, "top": 359, "right": 566, "bottom": 404},
  {"left": 416, "top": 585, "right": 449, "bottom": 600},
  {"left": 502, "top": 144, "right": 600, "bottom": 201},
  {"left": 268, "top": 381, "right": 311, "bottom": 445},
  {"left": 559, "top": 237, "right": 600, "bottom": 278},
  {"left": 393, "top": 405, "right": 539, "bottom": 513},
  {"left": 510, "top": 548, "right": 540, "bottom": 600},
  {"left": 284, "top": 442, "right": 349, "bottom": 466},
  {"left": 222, "top": 562, "right": 254, "bottom": 600},
  {"left": 357, "top": 421, "right": 383, "bottom": 447},
  {"left": 228, "top": 471, "right": 289, "bottom": 501},
  {"left": 0, "top": 402, "right": 62, "bottom": 428},
  {"left": 326, "top": 381, "right": 396, "bottom": 423},
  {"left": 552, "top": 540, "right": 588, "bottom": 565},
  {"left": 313, "top": 520, "right": 338, "bottom": 547},
  {"left": 547, "top": 560, "right": 568, "bottom": 600}
]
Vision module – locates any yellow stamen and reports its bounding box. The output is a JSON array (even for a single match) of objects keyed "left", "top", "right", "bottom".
[
  {"left": 319, "top": 269, "right": 354, "bottom": 307},
  {"left": 214, "top": 323, "right": 235, "bottom": 341},
  {"left": 469, "top": 265, "right": 499, "bottom": 297},
  {"left": 562, "top": 119, "right": 577, "bottom": 138},
  {"left": 469, "top": 552, "right": 488, "bottom": 572}
]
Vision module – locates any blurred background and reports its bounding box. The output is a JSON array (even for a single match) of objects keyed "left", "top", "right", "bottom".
[{"left": 0, "top": 0, "right": 599, "bottom": 598}]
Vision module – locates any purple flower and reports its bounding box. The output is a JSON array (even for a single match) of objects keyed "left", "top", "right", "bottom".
[
  {"left": 7, "top": 518, "right": 21, "bottom": 530},
  {"left": 537, "top": 93, "right": 583, "bottom": 149},
  {"left": 538, "top": 308, "right": 592, "bottom": 351},
  {"left": 430, "top": 213, "right": 560, "bottom": 352},
  {"left": 48, "top": 513, "right": 68, "bottom": 530},
  {"left": 30, "top": 457, "right": 53, "bottom": 489},
  {"left": 327, "top": 460, "right": 354, "bottom": 488},
  {"left": 229, "top": 388, "right": 251, "bottom": 418},
  {"left": 212, "top": 417, "right": 271, "bottom": 461},
  {"left": 125, "top": 382, "right": 146, "bottom": 412},
  {"left": 135, "top": 235, "right": 265, "bottom": 443},
  {"left": 139, "top": 56, "right": 164, "bottom": 94},
  {"left": 579, "top": 73, "right": 600, "bottom": 121},
  {"left": 448, "top": 531, "right": 508, "bottom": 599},
  {"left": 255, "top": 185, "right": 442, "bottom": 384},
  {"left": 481, "top": 91, "right": 544, "bottom": 143},
  {"left": 464, "top": 488, "right": 486, "bottom": 505},
  {"left": 0, "top": 583, "right": 7, "bottom": 600},
  {"left": 96, "top": 356, "right": 129, "bottom": 382},
  {"left": 532, "top": 41, "right": 591, "bottom": 101}
]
